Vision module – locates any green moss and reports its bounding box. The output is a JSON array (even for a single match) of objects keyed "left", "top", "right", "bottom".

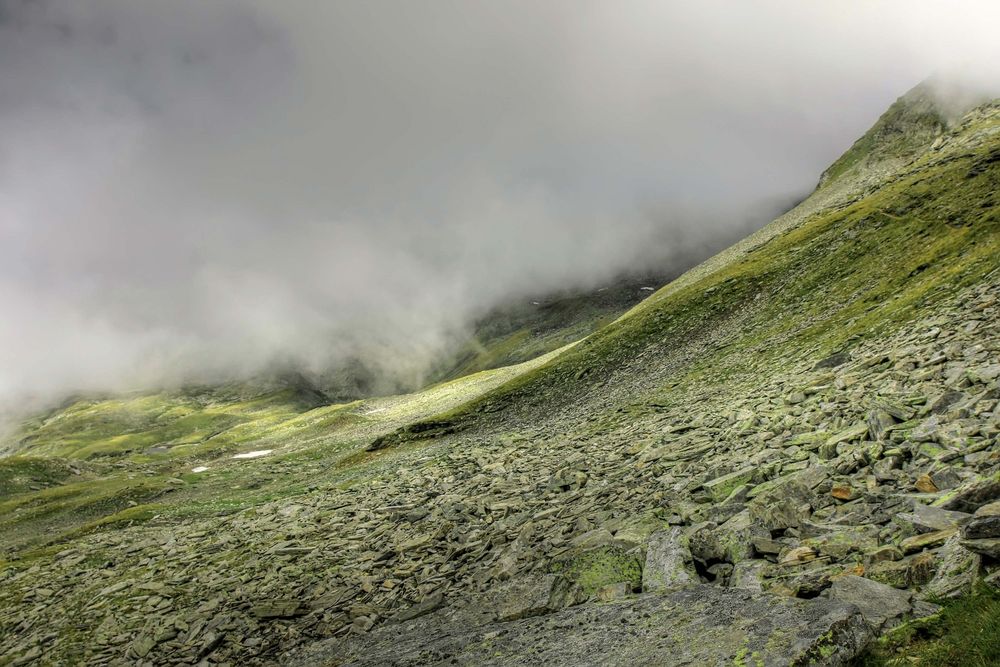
[
  {"left": 704, "top": 468, "right": 754, "bottom": 502},
  {"left": 549, "top": 546, "right": 642, "bottom": 596}
]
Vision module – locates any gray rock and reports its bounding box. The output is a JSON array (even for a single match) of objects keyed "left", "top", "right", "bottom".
[
  {"left": 688, "top": 515, "right": 767, "bottom": 565},
  {"left": 389, "top": 591, "right": 445, "bottom": 624},
  {"left": 868, "top": 552, "right": 938, "bottom": 590},
  {"left": 803, "top": 525, "right": 878, "bottom": 561},
  {"left": 251, "top": 599, "right": 308, "bottom": 619},
  {"left": 131, "top": 634, "right": 157, "bottom": 659},
  {"left": 867, "top": 409, "right": 897, "bottom": 442},
  {"left": 960, "top": 537, "right": 1000, "bottom": 558},
  {"left": 896, "top": 503, "right": 971, "bottom": 534},
  {"left": 707, "top": 562, "right": 734, "bottom": 584},
  {"left": 748, "top": 474, "right": 815, "bottom": 532},
  {"left": 642, "top": 528, "right": 696, "bottom": 592},
  {"left": 495, "top": 574, "right": 583, "bottom": 622},
  {"left": 294, "top": 585, "right": 872, "bottom": 667},
  {"left": 352, "top": 616, "right": 376, "bottom": 633},
  {"left": 963, "top": 500, "right": 1000, "bottom": 539},
  {"left": 970, "top": 363, "right": 1000, "bottom": 383},
  {"left": 751, "top": 536, "right": 785, "bottom": 557},
  {"left": 826, "top": 575, "right": 913, "bottom": 632},
  {"left": 729, "top": 559, "right": 770, "bottom": 592},
  {"left": 930, "top": 391, "right": 966, "bottom": 414},
  {"left": 569, "top": 528, "right": 613, "bottom": 550},
  {"left": 715, "top": 511, "right": 770, "bottom": 562},
  {"left": 924, "top": 534, "right": 981, "bottom": 599},
  {"left": 900, "top": 528, "right": 956, "bottom": 555},
  {"left": 936, "top": 473, "right": 1000, "bottom": 513},
  {"left": 595, "top": 582, "right": 631, "bottom": 602},
  {"left": 814, "top": 352, "right": 851, "bottom": 370},
  {"left": 703, "top": 467, "right": 755, "bottom": 502},
  {"left": 910, "top": 416, "right": 942, "bottom": 443},
  {"left": 910, "top": 600, "right": 943, "bottom": 620},
  {"left": 930, "top": 468, "right": 962, "bottom": 491}
]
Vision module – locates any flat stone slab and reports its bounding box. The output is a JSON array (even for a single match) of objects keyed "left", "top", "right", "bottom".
[
  {"left": 289, "top": 585, "right": 871, "bottom": 666},
  {"left": 826, "top": 575, "right": 913, "bottom": 631}
]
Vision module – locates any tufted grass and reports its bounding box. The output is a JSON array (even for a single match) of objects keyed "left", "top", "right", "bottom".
[{"left": 855, "top": 586, "right": 1000, "bottom": 666}]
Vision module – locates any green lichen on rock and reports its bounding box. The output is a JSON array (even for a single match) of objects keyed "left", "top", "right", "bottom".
[{"left": 549, "top": 546, "right": 642, "bottom": 596}]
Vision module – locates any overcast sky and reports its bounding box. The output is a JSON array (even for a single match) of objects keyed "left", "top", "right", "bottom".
[{"left": 1, "top": 0, "right": 999, "bottom": 407}]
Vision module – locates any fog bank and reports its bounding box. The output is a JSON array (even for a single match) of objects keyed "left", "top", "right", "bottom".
[{"left": 2, "top": 0, "right": 999, "bottom": 407}]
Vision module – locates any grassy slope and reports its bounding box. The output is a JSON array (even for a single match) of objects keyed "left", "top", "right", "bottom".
[
  {"left": 399, "top": 97, "right": 1000, "bottom": 440},
  {"left": 0, "top": 345, "right": 569, "bottom": 556},
  {"left": 311, "top": 274, "right": 668, "bottom": 402},
  {"left": 432, "top": 274, "right": 666, "bottom": 382},
  {"left": 817, "top": 83, "right": 946, "bottom": 187}
]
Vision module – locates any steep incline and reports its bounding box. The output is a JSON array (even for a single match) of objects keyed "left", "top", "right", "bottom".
[
  {"left": 406, "top": 90, "right": 999, "bottom": 435},
  {"left": 429, "top": 272, "right": 670, "bottom": 383}
]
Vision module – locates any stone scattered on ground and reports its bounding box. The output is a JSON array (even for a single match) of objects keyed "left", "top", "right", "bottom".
[{"left": 0, "top": 275, "right": 997, "bottom": 665}]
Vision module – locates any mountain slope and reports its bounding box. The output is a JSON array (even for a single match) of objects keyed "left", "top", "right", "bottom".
[
  {"left": 0, "top": 88, "right": 999, "bottom": 666},
  {"left": 398, "top": 89, "right": 998, "bottom": 436},
  {"left": 428, "top": 272, "right": 670, "bottom": 383}
]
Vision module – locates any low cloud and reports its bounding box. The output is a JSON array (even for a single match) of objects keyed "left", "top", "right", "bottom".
[{"left": 1, "top": 0, "right": 999, "bottom": 408}]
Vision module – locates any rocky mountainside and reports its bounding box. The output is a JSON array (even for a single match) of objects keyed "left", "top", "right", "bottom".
[{"left": 1, "top": 85, "right": 999, "bottom": 666}]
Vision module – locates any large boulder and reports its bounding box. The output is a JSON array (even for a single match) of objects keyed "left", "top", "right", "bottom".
[
  {"left": 960, "top": 499, "right": 1000, "bottom": 557},
  {"left": 494, "top": 574, "right": 585, "bottom": 622},
  {"left": 688, "top": 511, "right": 770, "bottom": 565},
  {"left": 748, "top": 473, "right": 816, "bottom": 532},
  {"left": 962, "top": 500, "right": 1000, "bottom": 539},
  {"left": 642, "top": 528, "right": 697, "bottom": 591},
  {"left": 924, "top": 533, "right": 981, "bottom": 599},
  {"left": 895, "top": 502, "right": 971, "bottom": 534},
  {"left": 936, "top": 473, "right": 1000, "bottom": 513},
  {"left": 825, "top": 575, "right": 913, "bottom": 632}
]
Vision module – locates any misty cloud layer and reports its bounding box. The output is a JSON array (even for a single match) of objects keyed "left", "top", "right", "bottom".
[{"left": 2, "top": 0, "right": 999, "bottom": 407}]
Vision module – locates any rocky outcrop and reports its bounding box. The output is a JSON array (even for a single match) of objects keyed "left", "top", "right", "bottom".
[{"left": 289, "top": 584, "right": 872, "bottom": 667}]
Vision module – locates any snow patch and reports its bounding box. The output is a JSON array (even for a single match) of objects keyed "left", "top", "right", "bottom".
[{"left": 232, "top": 450, "right": 273, "bottom": 459}]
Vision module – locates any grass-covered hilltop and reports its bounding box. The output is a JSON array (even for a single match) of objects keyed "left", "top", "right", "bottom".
[{"left": 2, "top": 82, "right": 1000, "bottom": 666}]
